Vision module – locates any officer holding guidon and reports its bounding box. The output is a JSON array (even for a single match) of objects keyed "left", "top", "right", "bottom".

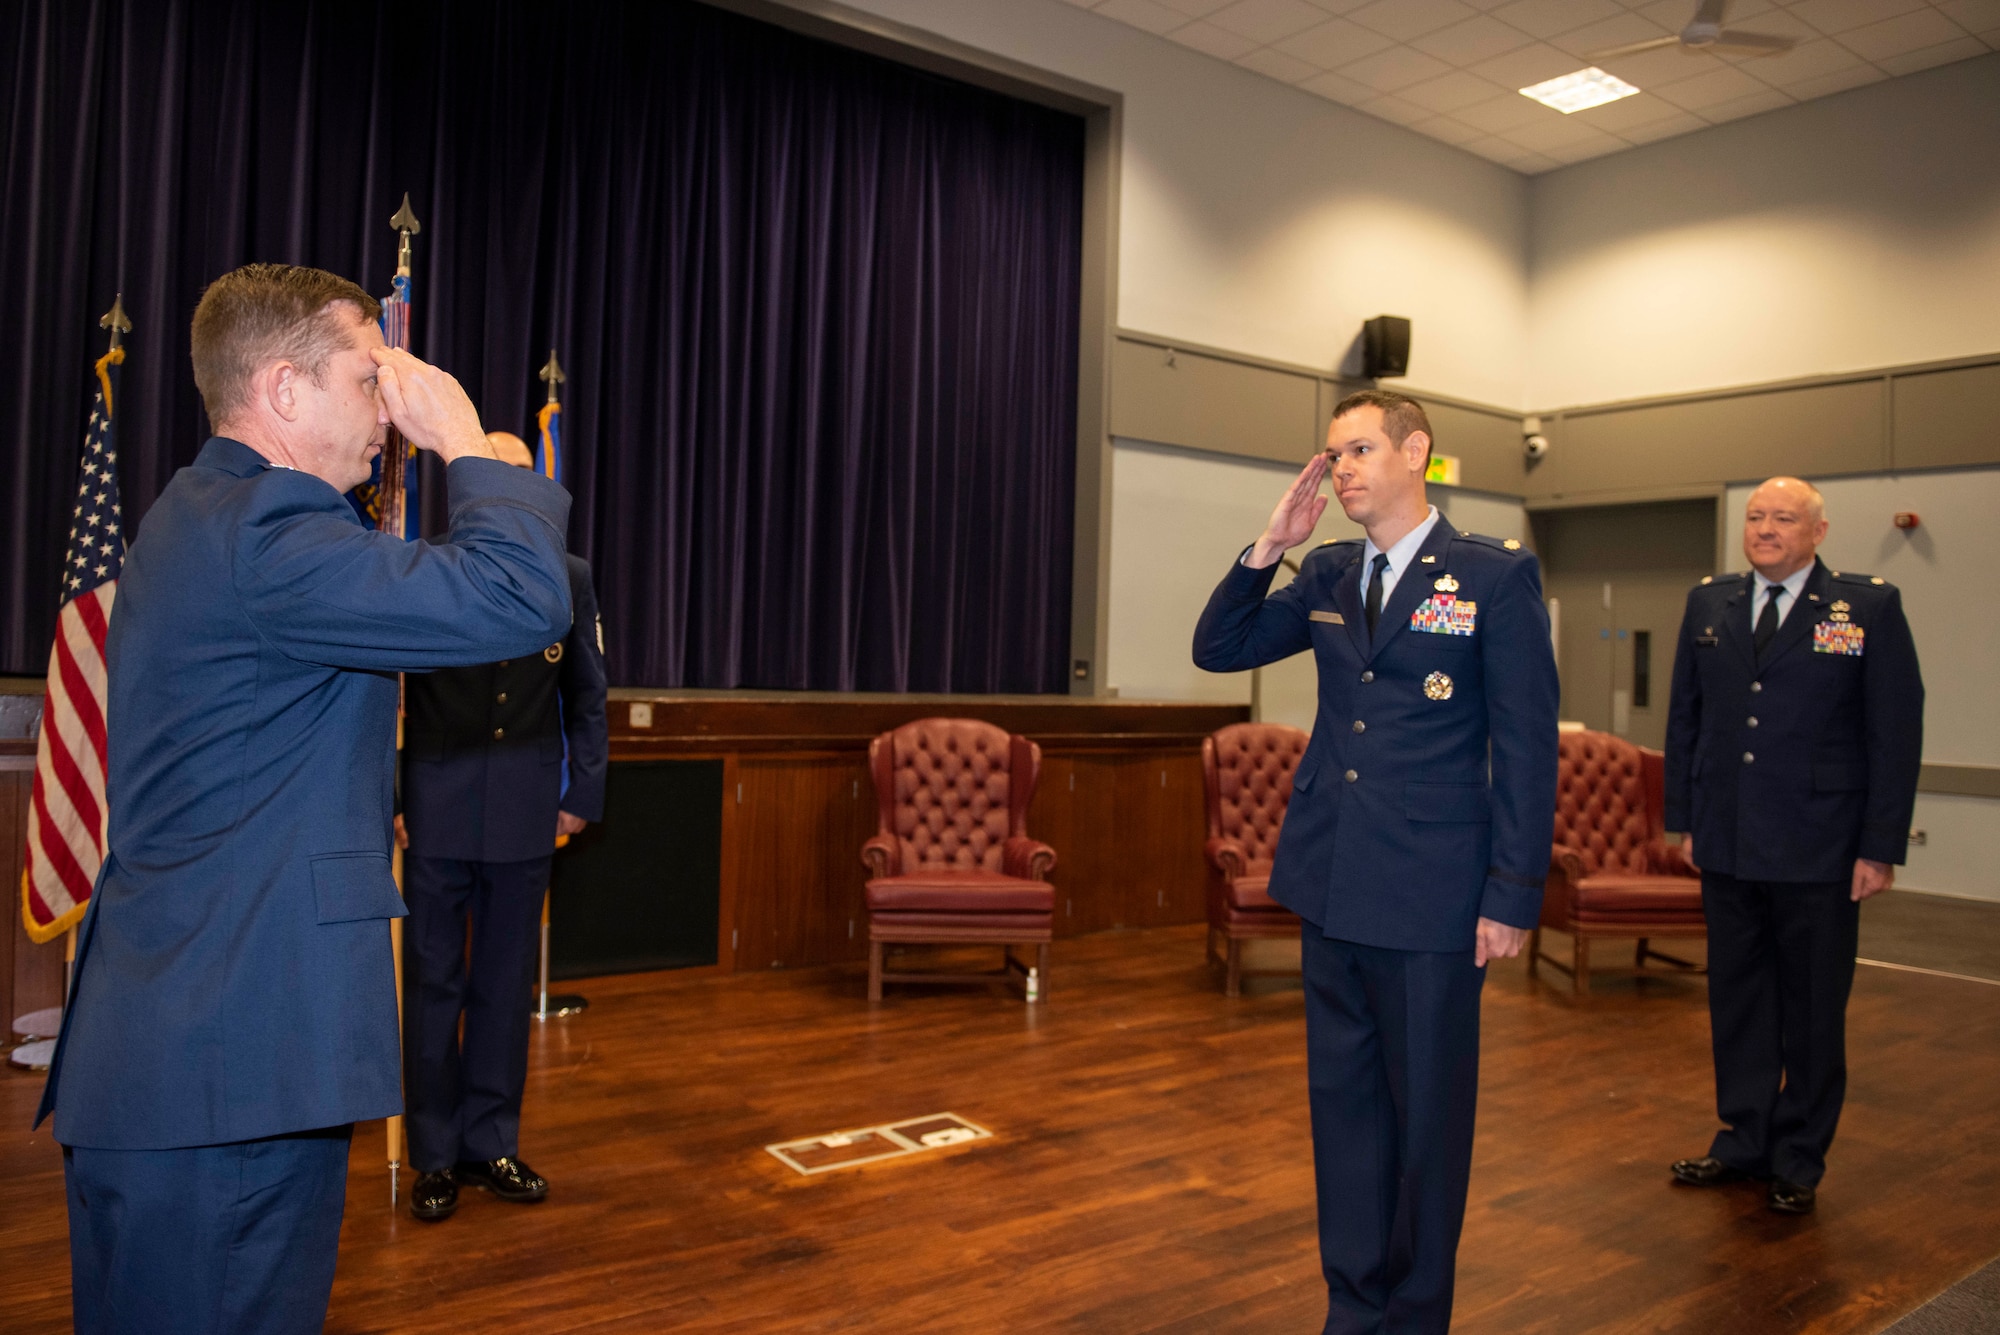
[
  {"left": 1664, "top": 475, "right": 1923, "bottom": 1216},
  {"left": 1193, "top": 390, "right": 1559, "bottom": 1335}
]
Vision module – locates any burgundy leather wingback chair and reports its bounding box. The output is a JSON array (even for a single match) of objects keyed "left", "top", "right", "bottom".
[
  {"left": 1201, "top": 723, "right": 1308, "bottom": 996},
  {"left": 860, "top": 719, "right": 1056, "bottom": 1002},
  {"left": 1531, "top": 729, "right": 1704, "bottom": 995}
]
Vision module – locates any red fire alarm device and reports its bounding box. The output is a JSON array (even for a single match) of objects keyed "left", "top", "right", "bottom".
[{"left": 1893, "top": 512, "right": 1920, "bottom": 530}]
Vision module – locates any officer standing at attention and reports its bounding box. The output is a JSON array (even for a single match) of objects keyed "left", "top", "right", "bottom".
[
  {"left": 1193, "top": 391, "right": 1559, "bottom": 1335},
  {"left": 398, "top": 430, "right": 608, "bottom": 1222},
  {"left": 38, "top": 264, "right": 573, "bottom": 1335},
  {"left": 1664, "top": 476, "right": 1922, "bottom": 1215}
]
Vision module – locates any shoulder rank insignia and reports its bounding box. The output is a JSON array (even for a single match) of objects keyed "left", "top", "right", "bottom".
[
  {"left": 1813, "top": 621, "right": 1864, "bottom": 656},
  {"left": 1871, "top": 576, "right": 1885, "bottom": 585},
  {"left": 1424, "top": 671, "right": 1453, "bottom": 700},
  {"left": 1503, "top": 538, "right": 1521, "bottom": 550},
  {"left": 1434, "top": 574, "right": 1459, "bottom": 593},
  {"left": 544, "top": 643, "right": 565, "bottom": 663},
  {"left": 1701, "top": 575, "right": 1714, "bottom": 585}
]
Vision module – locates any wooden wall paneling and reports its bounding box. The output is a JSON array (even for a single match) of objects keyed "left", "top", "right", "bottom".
[
  {"left": 2, "top": 770, "right": 23, "bottom": 1031},
  {"left": 1032, "top": 754, "right": 1121, "bottom": 938},
  {"left": 1137, "top": 752, "right": 1207, "bottom": 928},
  {"left": 4, "top": 767, "right": 65, "bottom": 1030},
  {"left": 716, "top": 754, "right": 741, "bottom": 973},
  {"left": 733, "top": 755, "right": 874, "bottom": 970}
]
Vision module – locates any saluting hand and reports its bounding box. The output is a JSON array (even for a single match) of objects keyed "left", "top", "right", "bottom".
[
  {"left": 1246, "top": 454, "right": 1330, "bottom": 569},
  {"left": 370, "top": 346, "right": 494, "bottom": 465}
]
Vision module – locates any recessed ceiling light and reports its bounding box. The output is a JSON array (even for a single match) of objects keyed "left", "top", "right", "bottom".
[{"left": 1519, "top": 67, "right": 1640, "bottom": 114}]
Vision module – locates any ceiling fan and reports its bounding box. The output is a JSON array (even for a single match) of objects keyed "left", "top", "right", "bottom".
[{"left": 1591, "top": 0, "right": 1799, "bottom": 61}]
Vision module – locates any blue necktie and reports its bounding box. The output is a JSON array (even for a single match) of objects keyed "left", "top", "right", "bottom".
[{"left": 1364, "top": 552, "right": 1390, "bottom": 637}]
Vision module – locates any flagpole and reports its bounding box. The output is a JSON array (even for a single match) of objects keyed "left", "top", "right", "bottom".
[{"left": 381, "top": 195, "right": 421, "bottom": 1206}]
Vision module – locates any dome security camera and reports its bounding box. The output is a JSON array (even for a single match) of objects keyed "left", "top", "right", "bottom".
[{"left": 1524, "top": 434, "right": 1550, "bottom": 459}]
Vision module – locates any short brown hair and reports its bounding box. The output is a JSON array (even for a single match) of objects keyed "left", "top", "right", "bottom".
[
  {"left": 190, "top": 264, "right": 381, "bottom": 424},
  {"left": 1332, "top": 389, "right": 1433, "bottom": 465}
]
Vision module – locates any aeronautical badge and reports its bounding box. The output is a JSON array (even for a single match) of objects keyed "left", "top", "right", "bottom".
[
  {"left": 1410, "top": 592, "right": 1476, "bottom": 636},
  {"left": 1424, "top": 671, "right": 1453, "bottom": 700},
  {"left": 544, "top": 643, "right": 565, "bottom": 663},
  {"left": 1813, "top": 620, "right": 1865, "bottom": 656}
]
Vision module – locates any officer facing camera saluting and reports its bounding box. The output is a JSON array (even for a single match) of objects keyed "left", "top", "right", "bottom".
[
  {"left": 1664, "top": 475, "right": 1923, "bottom": 1216},
  {"left": 1193, "top": 390, "right": 1559, "bottom": 1335}
]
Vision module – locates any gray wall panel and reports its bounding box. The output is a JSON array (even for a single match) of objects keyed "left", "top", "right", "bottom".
[
  {"left": 1110, "top": 338, "right": 1319, "bottom": 464},
  {"left": 1893, "top": 362, "right": 2000, "bottom": 471}
]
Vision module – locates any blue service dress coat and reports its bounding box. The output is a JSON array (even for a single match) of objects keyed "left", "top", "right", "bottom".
[
  {"left": 402, "top": 555, "right": 608, "bottom": 861},
  {"left": 1663, "top": 559, "right": 1923, "bottom": 882},
  {"left": 1193, "top": 523, "right": 1560, "bottom": 950},
  {"left": 37, "top": 437, "right": 574, "bottom": 1149}
]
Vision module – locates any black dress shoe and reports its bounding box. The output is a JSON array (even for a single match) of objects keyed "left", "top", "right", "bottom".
[
  {"left": 1768, "top": 1179, "right": 1817, "bottom": 1214},
  {"left": 1671, "top": 1156, "right": 1754, "bottom": 1187},
  {"left": 410, "top": 1169, "right": 458, "bottom": 1221},
  {"left": 456, "top": 1156, "right": 549, "bottom": 1202}
]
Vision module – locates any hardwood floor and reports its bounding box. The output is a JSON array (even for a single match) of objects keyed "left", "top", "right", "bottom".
[{"left": 2, "top": 925, "right": 1996, "bottom": 1333}]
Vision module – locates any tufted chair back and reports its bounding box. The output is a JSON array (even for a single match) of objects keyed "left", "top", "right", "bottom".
[
  {"left": 1203, "top": 723, "right": 1309, "bottom": 871},
  {"left": 868, "top": 718, "right": 1039, "bottom": 873},
  {"left": 1553, "top": 730, "right": 1658, "bottom": 877}
]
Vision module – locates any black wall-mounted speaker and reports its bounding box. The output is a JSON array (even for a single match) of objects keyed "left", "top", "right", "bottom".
[{"left": 1362, "top": 315, "right": 1411, "bottom": 379}]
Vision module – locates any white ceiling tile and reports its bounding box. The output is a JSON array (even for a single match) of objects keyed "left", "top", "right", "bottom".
[
  {"left": 1488, "top": 144, "right": 1564, "bottom": 172},
  {"left": 1567, "top": 87, "right": 1698, "bottom": 130},
  {"left": 1346, "top": 0, "right": 1482, "bottom": 43},
  {"left": 1053, "top": 0, "right": 1102, "bottom": 9},
  {"left": 1697, "top": 86, "right": 1795, "bottom": 121},
  {"left": 1874, "top": 32, "right": 1991, "bottom": 72},
  {"left": 1646, "top": 60, "right": 1771, "bottom": 108},
  {"left": 1410, "top": 14, "right": 1538, "bottom": 62},
  {"left": 1205, "top": 0, "right": 1337, "bottom": 42},
  {"left": 1488, "top": 0, "right": 1626, "bottom": 39},
  {"left": 1150, "top": 0, "right": 1239, "bottom": 14},
  {"left": 1939, "top": 0, "right": 2000, "bottom": 32},
  {"left": 1357, "top": 92, "right": 1439, "bottom": 125},
  {"left": 1595, "top": 43, "right": 1736, "bottom": 87},
  {"left": 1410, "top": 114, "right": 1493, "bottom": 144},
  {"left": 1779, "top": 63, "right": 1890, "bottom": 97},
  {"left": 1296, "top": 0, "right": 1378, "bottom": 11},
  {"left": 1785, "top": 0, "right": 1928, "bottom": 37},
  {"left": 1235, "top": 45, "right": 1327, "bottom": 80},
  {"left": 1541, "top": 133, "right": 1632, "bottom": 164},
  {"left": 1452, "top": 90, "right": 1561, "bottom": 130},
  {"left": 1273, "top": 18, "right": 1397, "bottom": 67},
  {"left": 1550, "top": 11, "right": 1679, "bottom": 59},
  {"left": 1299, "top": 68, "right": 1385, "bottom": 102},
  {"left": 1335, "top": 44, "right": 1457, "bottom": 90},
  {"left": 1836, "top": 7, "right": 1970, "bottom": 60},
  {"left": 1504, "top": 114, "right": 1625, "bottom": 152},
  {"left": 1398, "top": 68, "right": 1514, "bottom": 111},
  {"left": 1616, "top": 109, "right": 1712, "bottom": 142},
  {"left": 1092, "top": 0, "right": 1195, "bottom": 35},
  {"left": 1751, "top": 35, "right": 1871, "bottom": 85},
  {"left": 1167, "top": 19, "right": 1263, "bottom": 57},
  {"left": 1467, "top": 40, "right": 1597, "bottom": 88},
  {"left": 1639, "top": 0, "right": 1784, "bottom": 31}
]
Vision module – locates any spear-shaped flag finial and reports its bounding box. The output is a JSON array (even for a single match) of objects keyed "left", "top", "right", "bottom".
[
  {"left": 389, "top": 193, "right": 421, "bottom": 276},
  {"left": 539, "top": 349, "right": 566, "bottom": 405},
  {"left": 99, "top": 294, "right": 132, "bottom": 352}
]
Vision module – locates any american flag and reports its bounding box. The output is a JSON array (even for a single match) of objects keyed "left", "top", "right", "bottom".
[
  {"left": 22, "top": 349, "right": 126, "bottom": 943},
  {"left": 348, "top": 267, "right": 419, "bottom": 537}
]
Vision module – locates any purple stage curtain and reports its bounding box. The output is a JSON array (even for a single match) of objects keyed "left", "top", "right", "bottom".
[{"left": 0, "top": 0, "right": 1081, "bottom": 692}]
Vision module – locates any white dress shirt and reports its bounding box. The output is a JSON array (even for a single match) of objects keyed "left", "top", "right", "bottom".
[
  {"left": 1751, "top": 561, "right": 1812, "bottom": 631},
  {"left": 1359, "top": 506, "right": 1442, "bottom": 606}
]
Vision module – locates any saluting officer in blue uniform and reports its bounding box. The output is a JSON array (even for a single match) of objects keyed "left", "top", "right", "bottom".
[
  {"left": 1194, "top": 391, "right": 1559, "bottom": 1335},
  {"left": 38, "top": 264, "right": 575, "bottom": 1335},
  {"left": 398, "top": 430, "right": 608, "bottom": 1221},
  {"left": 1665, "top": 476, "right": 1923, "bottom": 1215}
]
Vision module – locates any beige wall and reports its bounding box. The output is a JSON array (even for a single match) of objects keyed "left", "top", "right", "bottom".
[
  {"left": 835, "top": 0, "right": 1532, "bottom": 409},
  {"left": 1531, "top": 54, "right": 2000, "bottom": 409}
]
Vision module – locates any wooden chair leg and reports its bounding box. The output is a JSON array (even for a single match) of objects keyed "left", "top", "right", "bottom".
[
  {"left": 1635, "top": 937, "right": 1649, "bottom": 971},
  {"left": 868, "top": 940, "right": 884, "bottom": 1001},
  {"left": 1035, "top": 943, "right": 1050, "bottom": 1000},
  {"left": 1225, "top": 937, "right": 1243, "bottom": 998},
  {"left": 1574, "top": 934, "right": 1591, "bottom": 996},
  {"left": 1528, "top": 927, "right": 1542, "bottom": 978},
  {"left": 1205, "top": 927, "right": 1219, "bottom": 967}
]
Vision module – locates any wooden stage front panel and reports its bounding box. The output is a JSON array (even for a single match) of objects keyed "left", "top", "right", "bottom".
[{"left": 604, "top": 693, "right": 1249, "bottom": 973}]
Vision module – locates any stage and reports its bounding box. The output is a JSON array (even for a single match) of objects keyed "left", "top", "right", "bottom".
[{"left": 1, "top": 920, "right": 1995, "bottom": 1333}]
